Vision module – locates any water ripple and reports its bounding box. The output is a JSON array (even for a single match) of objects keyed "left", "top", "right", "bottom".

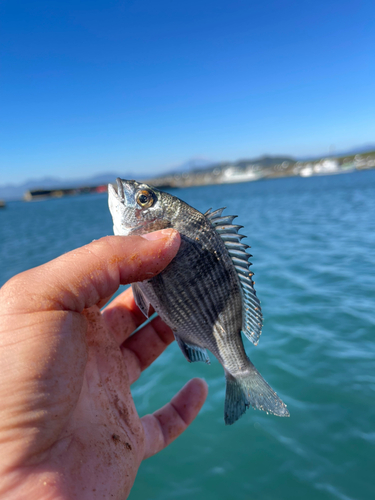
[{"left": 1, "top": 171, "right": 375, "bottom": 500}]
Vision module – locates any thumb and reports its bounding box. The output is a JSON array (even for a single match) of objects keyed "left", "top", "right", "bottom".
[{"left": 1, "top": 229, "right": 180, "bottom": 314}]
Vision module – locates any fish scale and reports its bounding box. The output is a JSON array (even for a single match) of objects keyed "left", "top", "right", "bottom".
[
  {"left": 143, "top": 236, "right": 239, "bottom": 350},
  {"left": 108, "top": 178, "right": 289, "bottom": 424}
]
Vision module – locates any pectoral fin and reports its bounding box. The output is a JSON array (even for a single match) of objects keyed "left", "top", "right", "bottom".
[
  {"left": 132, "top": 283, "right": 151, "bottom": 318},
  {"left": 174, "top": 335, "right": 210, "bottom": 364}
]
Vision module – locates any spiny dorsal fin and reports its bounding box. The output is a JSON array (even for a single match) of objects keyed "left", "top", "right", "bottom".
[
  {"left": 206, "top": 207, "right": 226, "bottom": 219},
  {"left": 205, "top": 207, "right": 263, "bottom": 345},
  {"left": 211, "top": 215, "right": 237, "bottom": 226}
]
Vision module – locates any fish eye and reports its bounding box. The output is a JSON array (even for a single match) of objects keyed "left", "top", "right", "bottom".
[{"left": 136, "top": 189, "right": 155, "bottom": 208}]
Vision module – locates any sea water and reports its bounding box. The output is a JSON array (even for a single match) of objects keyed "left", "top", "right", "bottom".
[{"left": 1, "top": 170, "right": 375, "bottom": 500}]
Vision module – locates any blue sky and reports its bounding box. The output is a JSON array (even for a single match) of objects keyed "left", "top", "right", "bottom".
[{"left": 1, "top": 0, "right": 374, "bottom": 185}]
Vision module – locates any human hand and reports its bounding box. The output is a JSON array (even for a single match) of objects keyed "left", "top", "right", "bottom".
[{"left": 0, "top": 229, "right": 208, "bottom": 499}]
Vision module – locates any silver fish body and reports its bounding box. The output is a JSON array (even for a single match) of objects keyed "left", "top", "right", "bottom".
[{"left": 108, "top": 178, "right": 289, "bottom": 424}]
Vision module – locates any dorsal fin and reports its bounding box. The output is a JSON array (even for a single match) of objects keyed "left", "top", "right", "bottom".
[
  {"left": 211, "top": 215, "right": 237, "bottom": 226},
  {"left": 214, "top": 224, "right": 244, "bottom": 234},
  {"left": 206, "top": 207, "right": 226, "bottom": 219},
  {"left": 205, "top": 207, "right": 263, "bottom": 345}
]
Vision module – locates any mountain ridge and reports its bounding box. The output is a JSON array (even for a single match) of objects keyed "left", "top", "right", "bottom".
[{"left": 1, "top": 144, "right": 374, "bottom": 200}]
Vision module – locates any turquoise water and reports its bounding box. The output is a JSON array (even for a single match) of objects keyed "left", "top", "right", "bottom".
[{"left": 1, "top": 171, "right": 375, "bottom": 500}]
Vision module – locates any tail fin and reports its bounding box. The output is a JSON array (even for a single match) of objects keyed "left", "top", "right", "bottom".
[{"left": 224, "top": 360, "right": 289, "bottom": 425}]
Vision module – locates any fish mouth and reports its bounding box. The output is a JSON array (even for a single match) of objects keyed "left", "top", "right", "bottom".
[
  {"left": 115, "top": 178, "right": 124, "bottom": 200},
  {"left": 108, "top": 178, "right": 126, "bottom": 203},
  {"left": 108, "top": 181, "right": 119, "bottom": 201},
  {"left": 108, "top": 178, "right": 137, "bottom": 203}
]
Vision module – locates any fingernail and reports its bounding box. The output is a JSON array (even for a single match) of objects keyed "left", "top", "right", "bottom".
[{"left": 140, "top": 229, "right": 176, "bottom": 241}]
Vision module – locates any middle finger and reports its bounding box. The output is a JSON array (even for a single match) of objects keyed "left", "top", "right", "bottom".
[
  {"left": 121, "top": 314, "right": 175, "bottom": 385},
  {"left": 101, "top": 286, "right": 147, "bottom": 345}
]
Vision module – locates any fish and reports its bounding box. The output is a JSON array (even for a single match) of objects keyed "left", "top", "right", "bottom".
[{"left": 108, "top": 178, "right": 289, "bottom": 424}]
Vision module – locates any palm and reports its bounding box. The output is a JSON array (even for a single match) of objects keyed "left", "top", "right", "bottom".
[
  {"left": 45, "top": 302, "right": 146, "bottom": 499},
  {"left": 0, "top": 234, "right": 207, "bottom": 500}
]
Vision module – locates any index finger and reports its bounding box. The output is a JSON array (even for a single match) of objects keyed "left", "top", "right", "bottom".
[{"left": 1, "top": 230, "right": 180, "bottom": 314}]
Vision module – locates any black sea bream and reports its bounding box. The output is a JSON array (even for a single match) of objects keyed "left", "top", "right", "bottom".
[{"left": 108, "top": 178, "right": 289, "bottom": 424}]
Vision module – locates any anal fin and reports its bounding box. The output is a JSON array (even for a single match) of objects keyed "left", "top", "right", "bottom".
[{"left": 175, "top": 335, "right": 210, "bottom": 364}]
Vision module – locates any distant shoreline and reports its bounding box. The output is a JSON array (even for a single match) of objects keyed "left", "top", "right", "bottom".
[
  {"left": 147, "top": 150, "right": 375, "bottom": 189},
  {"left": 2, "top": 149, "right": 374, "bottom": 202}
]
